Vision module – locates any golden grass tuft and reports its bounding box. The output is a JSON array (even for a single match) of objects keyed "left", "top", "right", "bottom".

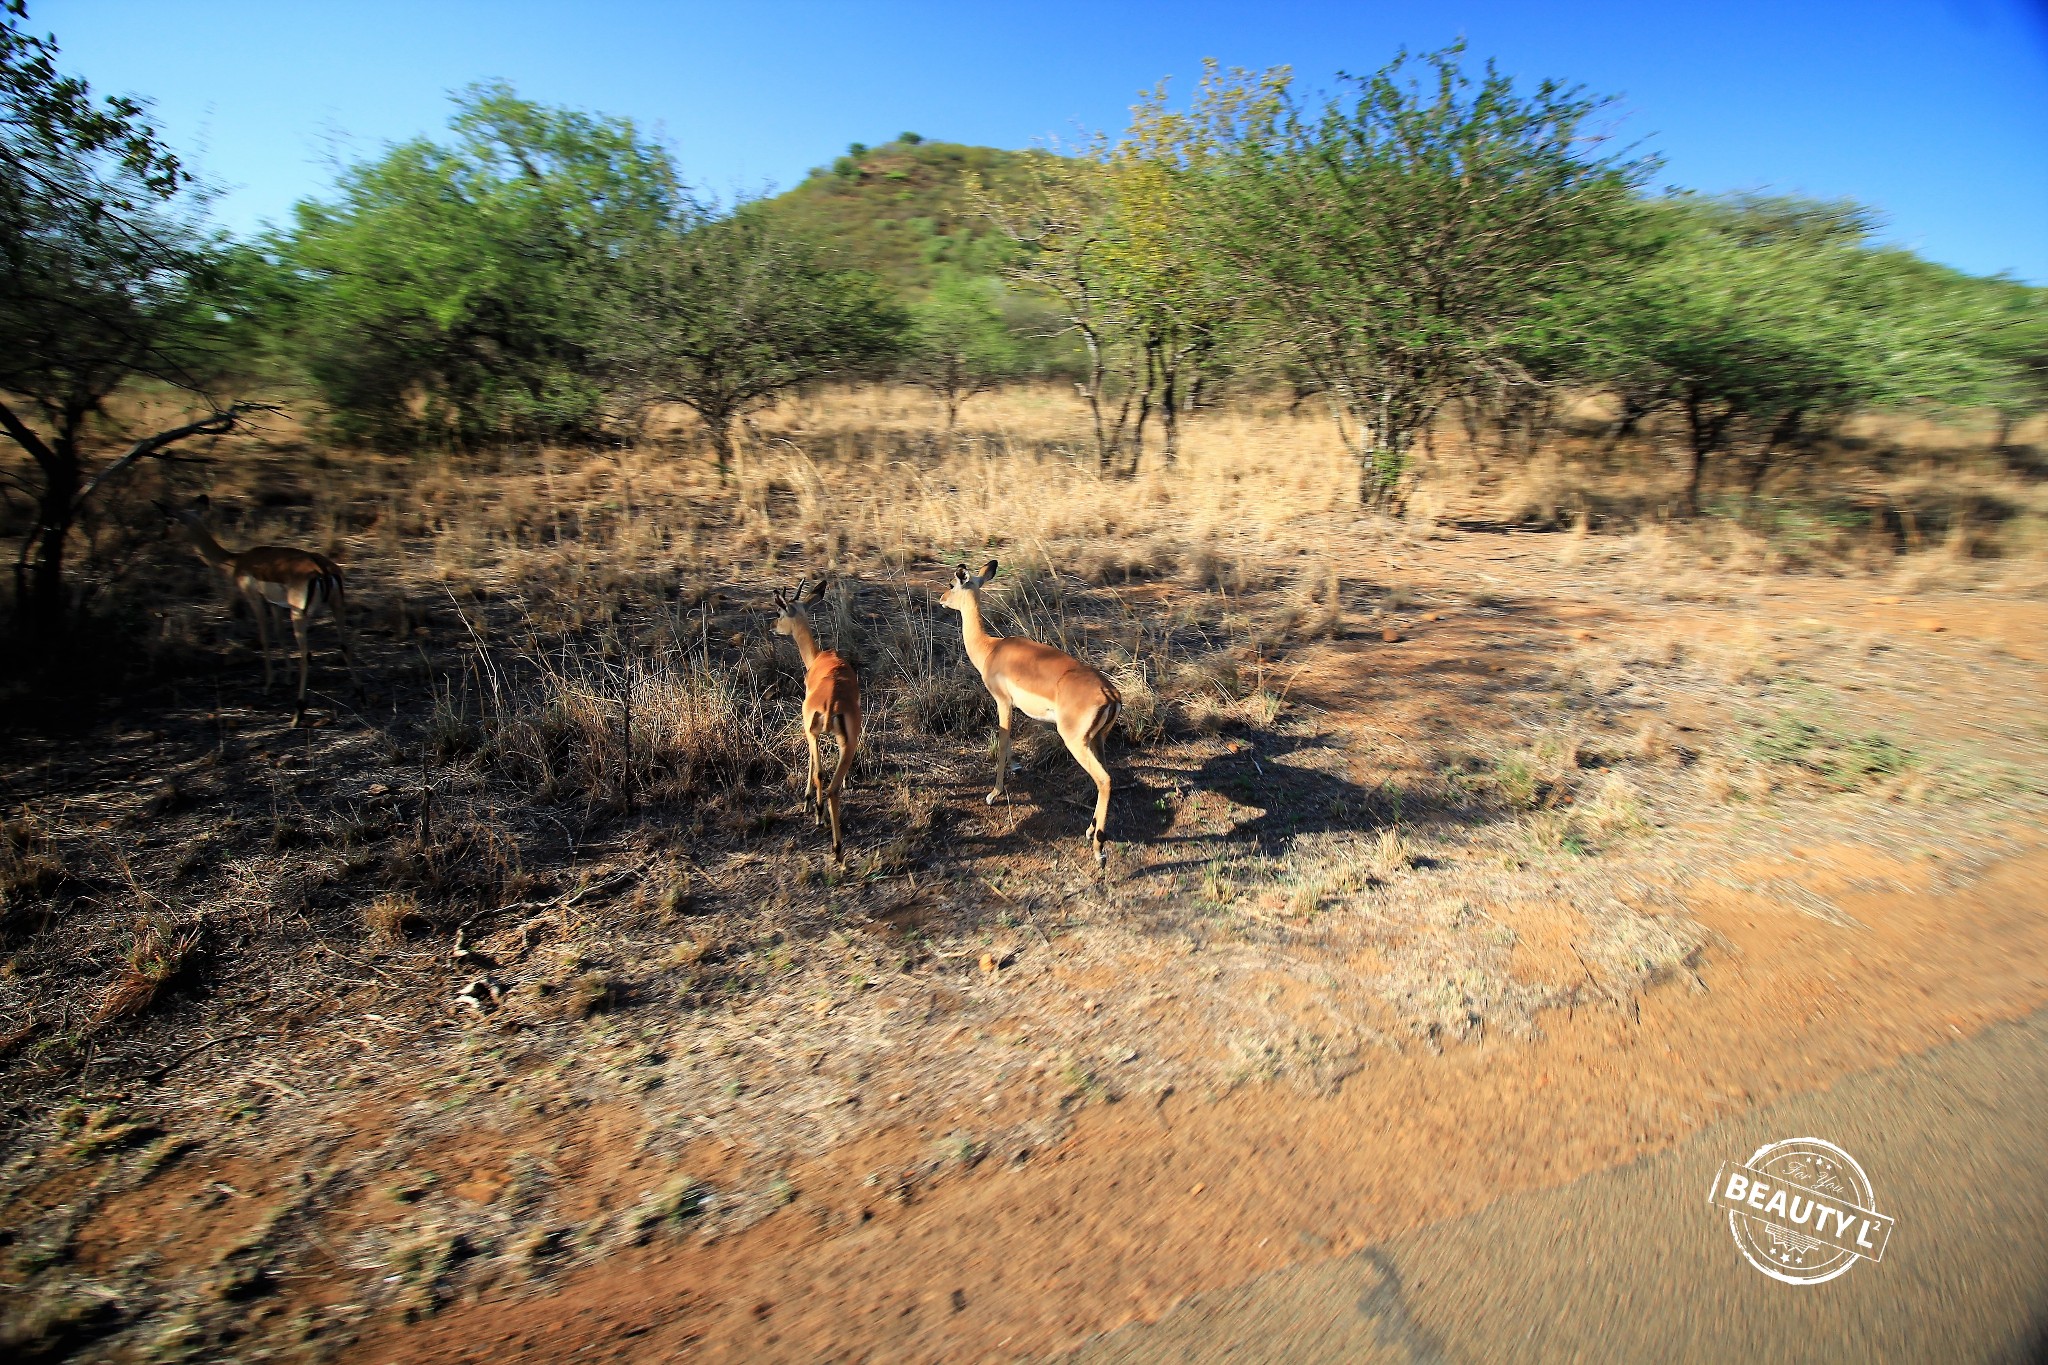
[
  {"left": 1, "top": 810, "right": 66, "bottom": 911},
  {"left": 92, "top": 916, "right": 202, "bottom": 1026},
  {"left": 363, "top": 892, "right": 424, "bottom": 946}
]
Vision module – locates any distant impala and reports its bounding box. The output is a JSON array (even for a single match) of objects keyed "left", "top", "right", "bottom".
[
  {"left": 941, "top": 560, "right": 1120, "bottom": 866},
  {"left": 172, "top": 496, "right": 361, "bottom": 727},
  {"left": 772, "top": 577, "right": 862, "bottom": 861}
]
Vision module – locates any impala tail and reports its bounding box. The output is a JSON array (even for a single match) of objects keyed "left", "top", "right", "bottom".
[{"left": 1086, "top": 686, "right": 1121, "bottom": 747}]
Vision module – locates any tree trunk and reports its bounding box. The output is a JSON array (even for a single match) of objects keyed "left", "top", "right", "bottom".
[
  {"left": 5, "top": 401, "right": 254, "bottom": 640},
  {"left": 706, "top": 413, "right": 735, "bottom": 483},
  {"left": 1129, "top": 340, "right": 1157, "bottom": 479},
  {"left": 1357, "top": 430, "right": 1409, "bottom": 508},
  {"left": 1159, "top": 344, "right": 1183, "bottom": 469},
  {"left": 6, "top": 403, "right": 84, "bottom": 641},
  {"left": 1159, "top": 379, "right": 1178, "bottom": 469},
  {"left": 29, "top": 450, "right": 79, "bottom": 638},
  {"left": 1603, "top": 396, "right": 1649, "bottom": 455},
  {"left": 1682, "top": 392, "right": 1714, "bottom": 516},
  {"left": 1076, "top": 326, "right": 1113, "bottom": 474},
  {"left": 1745, "top": 409, "right": 1804, "bottom": 501}
]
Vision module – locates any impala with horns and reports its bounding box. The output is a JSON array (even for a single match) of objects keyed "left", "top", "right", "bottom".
[
  {"left": 940, "top": 559, "right": 1121, "bottom": 866},
  {"left": 772, "top": 577, "right": 862, "bottom": 861},
  {"left": 171, "top": 495, "right": 363, "bottom": 727}
]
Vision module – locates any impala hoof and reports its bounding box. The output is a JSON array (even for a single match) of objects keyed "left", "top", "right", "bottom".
[{"left": 985, "top": 790, "right": 1000, "bottom": 806}]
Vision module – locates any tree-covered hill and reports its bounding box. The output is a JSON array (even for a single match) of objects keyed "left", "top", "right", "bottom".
[{"left": 759, "top": 135, "right": 1048, "bottom": 294}]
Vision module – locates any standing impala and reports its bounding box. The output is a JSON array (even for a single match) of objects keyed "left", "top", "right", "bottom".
[
  {"left": 940, "top": 560, "right": 1121, "bottom": 866},
  {"left": 772, "top": 578, "right": 862, "bottom": 861},
  {"left": 172, "top": 495, "right": 362, "bottom": 727}
]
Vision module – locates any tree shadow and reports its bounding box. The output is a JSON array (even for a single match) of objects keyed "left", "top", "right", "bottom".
[
  {"left": 1116, "top": 729, "right": 1480, "bottom": 883},
  {"left": 933, "top": 753, "right": 1180, "bottom": 859}
]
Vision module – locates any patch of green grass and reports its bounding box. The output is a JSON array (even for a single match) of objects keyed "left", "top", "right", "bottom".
[
  {"left": 1746, "top": 713, "right": 1917, "bottom": 790},
  {"left": 1493, "top": 754, "right": 1539, "bottom": 809}
]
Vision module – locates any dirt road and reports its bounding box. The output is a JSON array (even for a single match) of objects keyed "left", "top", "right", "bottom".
[{"left": 1073, "top": 1007, "right": 2048, "bottom": 1363}]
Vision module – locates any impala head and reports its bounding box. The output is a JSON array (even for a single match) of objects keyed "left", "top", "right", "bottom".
[
  {"left": 939, "top": 559, "right": 998, "bottom": 614},
  {"left": 771, "top": 577, "right": 827, "bottom": 638},
  {"left": 166, "top": 494, "right": 214, "bottom": 534}
]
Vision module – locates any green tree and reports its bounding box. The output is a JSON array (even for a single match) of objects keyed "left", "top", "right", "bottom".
[
  {"left": 903, "top": 272, "right": 1020, "bottom": 435},
  {"left": 1192, "top": 47, "right": 1647, "bottom": 505},
  {"left": 596, "top": 208, "right": 905, "bottom": 477},
  {"left": 978, "top": 134, "right": 1233, "bottom": 475},
  {"left": 277, "top": 83, "right": 688, "bottom": 447},
  {"left": 978, "top": 150, "right": 1137, "bottom": 472},
  {"left": 1975, "top": 278, "right": 2048, "bottom": 452},
  {"left": 0, "top": 0, "right": 260, "bottom": 637},
  {"left": 1097, "top": 81, "right": 1243, "bottom": 468},
  {"left": 1574, "top": 196, "right": 2014, "bottom": 510}
]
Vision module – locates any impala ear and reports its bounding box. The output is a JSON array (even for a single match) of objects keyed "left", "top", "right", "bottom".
[
  {"left": 807, "top": 579, "right": 828, "bottom": 604},
  {"left": 981, "top": 558, "right": 999, "bottom": 585},
  {"left": 952, "top": 564, "right": 970, "bottom": 588}
]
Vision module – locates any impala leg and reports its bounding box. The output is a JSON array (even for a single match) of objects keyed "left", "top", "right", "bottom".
[
  {"left": 987, "top": 698, "right": 1014, "bottom": 805},
  {"left": 825, "top": 721, "right": 856, "bottom": 862},
  {"left": 290, "top": 609, "right": 313, "bottom": 727},
  {"left": 805, "top": 724, "right": 826, "bottom": 824},
  {"left": 1063, "top": 730, "right": 1114, "bottom": 866},
  {"left": 246, "top": 590, "right": 276, "bottom": 693}
]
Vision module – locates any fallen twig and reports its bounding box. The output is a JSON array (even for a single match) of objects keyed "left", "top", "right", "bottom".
[{"left": 142, "top": 1031, "right": 264, "bottom": 1083}]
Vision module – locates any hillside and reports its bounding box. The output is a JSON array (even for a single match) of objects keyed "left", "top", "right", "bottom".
[{"left": 761, "top": 135, "right": 1048, "bottom": 294}]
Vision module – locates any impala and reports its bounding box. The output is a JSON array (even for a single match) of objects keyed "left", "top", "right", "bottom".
[
  {"left": 773, "top": 577, "right": 862, "bottom": 860},
  {"left": 940, "top": 560, "right": 1121, "bottom": 866},
  {"left": 172, "top": 495, "right": 362, "bottom": 727}
]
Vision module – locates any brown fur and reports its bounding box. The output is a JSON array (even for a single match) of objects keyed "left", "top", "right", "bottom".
[
  {"left": 940, "top": 559, "right": 1120, "bottom": 865},
  {"left": 773, "top": 580, "right": 863, "bottom": 861},
  {"left": 173, "top": 497, "right": 362, "bottom": 726}
]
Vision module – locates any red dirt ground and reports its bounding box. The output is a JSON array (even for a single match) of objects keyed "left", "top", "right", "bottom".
[{"left": 333, "top": 848, "right": 2048, "bottom": 1362}]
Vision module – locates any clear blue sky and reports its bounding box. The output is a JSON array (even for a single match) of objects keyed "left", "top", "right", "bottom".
[{"left": 37, "top": 0, "right": 2048, "bottom": 282}]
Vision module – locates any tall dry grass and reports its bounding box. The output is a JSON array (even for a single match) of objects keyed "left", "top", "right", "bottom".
[
  {"left": 79, "top": 382, "right": 2034, "bottom": 824},
  {"left": 187, "top": 387, "right": 1382, "bottom": 813}
]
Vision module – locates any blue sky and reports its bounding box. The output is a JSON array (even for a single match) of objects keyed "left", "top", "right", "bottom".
[{"left": 37, "top": 0, "right": 2048, "bottom": 282}]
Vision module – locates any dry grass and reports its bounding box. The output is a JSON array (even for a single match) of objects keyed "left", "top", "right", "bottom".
[
  {"left": 0, "top": 383, "right": 2042, "bottom": 1360},
  {"left": 363, "top": 892, "right": 423, "bottom": 945},
  {"left": 91, "top": 916, "right": 203, "bottom": 1026},
  {"left": 0, "top": 811, "right": 66, "bottom": 920}
]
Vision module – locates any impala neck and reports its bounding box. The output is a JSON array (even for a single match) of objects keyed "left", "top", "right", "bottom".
[
  {"left": 956, "top": 591, "right": 1000, "bottom": 671},
  {"left": 180, "top": 521, "right": 236, "bottom": 575},
  {"left": 785, "top": 616, "right": 822, "bottom": 666}
]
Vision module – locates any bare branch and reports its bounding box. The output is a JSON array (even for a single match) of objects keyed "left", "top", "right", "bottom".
[
  {"left": 75, "top": 401, "right": 277, "bottom": 510},
  {"left": 0, "top": 395, "right": 57, "bottom": 467}
]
